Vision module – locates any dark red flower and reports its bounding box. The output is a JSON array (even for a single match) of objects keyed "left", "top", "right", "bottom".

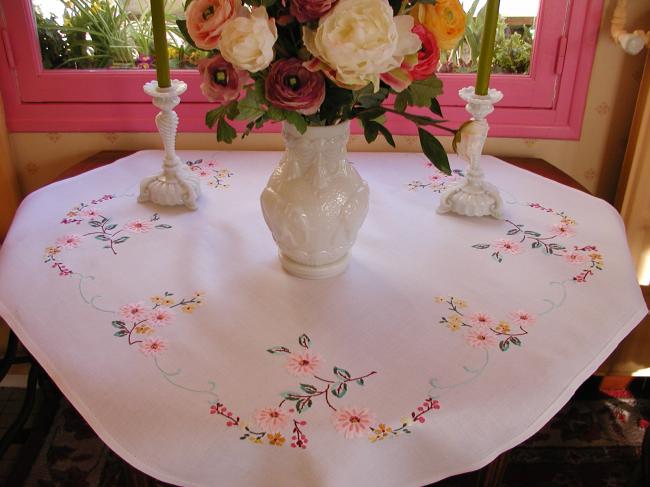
[
  {"left": 408, "top": 24, "right": 440, "bottom": 81},
  {"left": 265, "top": 58, "right": 325, "bottom": 115},
  {"left": 289, "top": 0, "right": 337, "bottom": 23},
  {"left": 198, "top": 55, "right": 248, "bottom": 103}
]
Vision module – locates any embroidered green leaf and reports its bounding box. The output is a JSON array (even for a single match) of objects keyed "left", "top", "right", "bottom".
[
  {"left": 524, "top": 231, "right": 542, "bottom": 237},
  {"left": 300, "top": 383, "right": 318, "bottom": 394},
  {"left": 281, "top": 392, "right": 301, "bottom": 401},
  {"left": 155, "top": 224, "right": 172, "bottom": 229},
  {"left": 507, "top": 228, "right": 521, "bottom": 235},
  {"left": 296, "top": 397, "right": 312, "bottom": 414},
  {"left": 356, "top": 378, "right": 365, "bottom": 386},
  {"left": 111, "top": 320, "right": 125, "bottom": 329},
  {"left": 114, "top": 330, "right": 128, "bottom": 337},
  {"left": 114, "top": 236, "right": 130, "bottom": 244},
  {"left": 88, "top": 221, "right": 102, "bottom": 227},
  {"left": 333, "top": 367, "right": 351, "bottom": 380},
  {"left": 331, "top": 382, "right": 348, "bottom": 398},
  {"left": 105, "top": 224, "right": 118, "bottom": 231},
  {"left": 510, "top": 336, "right": 522, "bottom": 346},
  {"left": 267, "top": 346, "right": 290, "bottom": 354},
  {"left": 298, "top": 334, "right": 311, "bottom": 349},
  {"left": 151, "top": 213, "right": 160, "bottom": 221},
  {"left": 95, "top": 235, "right": 110, "bottom": 241},
  {"left": 499, "top": 340, "right": 510, "bottom": 352},
  {"left": 472, "top": 244, "right": 491, "bottom": 250},
  {"left": 532, "top": 241, "right": 542, "bottom": 249},
  {"left": 491, "top": 252, "right": 503, "bottom": 263}
]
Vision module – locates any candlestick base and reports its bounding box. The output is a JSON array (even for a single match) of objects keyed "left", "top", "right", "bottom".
[
  {"left": 437, "top": 87, "right": 503, "bottom": 218},
  {"left": 138, "top": 80, "right": 200, "bottom": 210}
]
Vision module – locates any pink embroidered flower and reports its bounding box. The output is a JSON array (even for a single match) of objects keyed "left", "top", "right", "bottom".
[
  {"left": 332, "top": 407, "right": 375, "bottom": 439},
  {"left": 285, "top": 351, "right": 322, "bottom": 377},
  {"left": 493, "top": 239, "right": 523, "bottom": 255},
  {"left": 148, "top": 308, "right": 174, "bottom": 327},
  {"left": 564, "top": 251, "right": 588, "bottom": 265},
  {"left": 468, "top": 312, "right": 494, "bottom": 327},
  {"left": 140, "top": 338, "right": 169, "bottom": 356},
  {"left": 119, "top": 302, "right": 148, "bottom": 322},
  {"left": 125, "top": 220, "right": 153, "bottom": 233},
  {"left": 81, "top": 208, "right": 100, "bottom": 218},
  {"left": 55, "top": 234, "right": 82, "bottom": 249},
  {"left": 254, "top": 407, "right": 290, "bottom": 432},
  {"left": 465, "top": 327, "right": 497, "bottom": 349},
  {"left": 551, "top": 223, "right": 575, "bottom": 238},
  {"left": 508, "top": 310, "right": 537, "bottom": 327}
]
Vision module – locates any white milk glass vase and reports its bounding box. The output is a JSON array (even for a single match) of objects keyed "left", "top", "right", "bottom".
[{"left": 260, "top": 121, "right": 369, "bottom": 279}]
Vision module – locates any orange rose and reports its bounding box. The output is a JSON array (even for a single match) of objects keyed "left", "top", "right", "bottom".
[{"left": 411, "top": 0, "right": 466, "bottom": 51}]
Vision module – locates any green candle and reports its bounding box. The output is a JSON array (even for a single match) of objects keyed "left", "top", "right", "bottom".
[
  {"left": 475, "top": 0, "right": 501, "bottom": 96},
  {"left": 151, "top": 0, "right": 171, "bottom": 88}
]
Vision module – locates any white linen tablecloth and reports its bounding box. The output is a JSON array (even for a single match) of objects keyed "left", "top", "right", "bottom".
[{"left": 0, "top": 150, "right": 646, "bottom": 487}]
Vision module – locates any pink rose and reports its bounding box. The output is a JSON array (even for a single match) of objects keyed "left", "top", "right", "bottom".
[
  {"left": 198, "top": 55, "right": 248, "bottom": 103},
  {"left": 265, "top": 58, "right": 325, "bottom": 115},
  {"left": 408, "top": 24, "right": 440, "bottom": 81},
  {"left": 186, "top": 0, "right": 240, "bottom": 50},
  {"left": 289, "top": 0, "right": 337, "bottom": 23}
]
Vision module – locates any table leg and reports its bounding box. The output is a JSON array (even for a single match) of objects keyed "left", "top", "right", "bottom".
[{"left": 475, "top": 452, "right": 508, "bottom": 487}]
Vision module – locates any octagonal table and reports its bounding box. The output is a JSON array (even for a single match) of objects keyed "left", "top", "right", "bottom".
[{"left": 0, "top": 150, "right": 646, "bottom": 486}]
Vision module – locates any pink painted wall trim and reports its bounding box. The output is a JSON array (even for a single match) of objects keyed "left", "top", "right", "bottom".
[{"left": 0, "top": 0, "right": 603, "bottom": 140}]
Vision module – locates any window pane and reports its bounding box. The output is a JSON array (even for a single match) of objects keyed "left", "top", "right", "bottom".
[
  {"left": 32, "top": 0, "right": 205, "bottom": 69},
  {"left": 443, "top": 0, "right": 539, "bottom": 75}
]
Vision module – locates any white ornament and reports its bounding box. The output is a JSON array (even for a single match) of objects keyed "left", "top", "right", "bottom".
[
  {"left": 437, "top": 87, "right": 503, "bottom": 218},
  {"left": 261, "top": 121, "right": 369, "bottom": 279},
  {"left": 139, "top": 80, "right": 201, "bottom": 210}
]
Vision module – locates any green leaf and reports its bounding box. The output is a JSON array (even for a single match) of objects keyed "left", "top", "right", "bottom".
[
  {"left": 155, "top": 224, "right": 172, "bottom": 229},
  {"left": 267, "top": 105, "right": 286, "bottom": 121},
  {"left": 394, "top": 90, "right": 411, "bottom": 113},
  {"left": 95, "top": 235, "right": 110, "bottom": 241},
  {"left": 105, "top": 223, "right": 117, "bottom": 231},
  {"left": 333, "top": 367, "right": 351, "bottom": 380},
  {"left": 331, "top": 382, "right": 348, "bottom": 398},
  {"left": 358, "top": 87, "right": 389, "bottom": 109},
  {"left": 511, "top": 336, "right": 522, "bottom": 346},
  {"left": 418, "top": 128, "right": 451, "bottom": 175},
  {"left": 362, "top": 119, "right": 379, "bottom": 144},
  {"left": 113, "top": 236, "right": 130, "bottom": 244},
  {"left": 300, "top": 383, "right": 318, "bottom": 394},
  {"left": 111, "top": 320, "right": 125, "bottom": 329},
  {"left": 296, "top": 397, "right": 312, "bottom": 414},
  {"left": 472, "top": 244, "right": 491, "bottom": 250},
  {"left": 356, "top": 378, "right": 365, "bottom": 386},
  {"left": 234, "top": 91, "right": 265, "bottom": 122},
  {"left": 430, "top": 98, "right": 443, "bottom": 117},
  {"left": 298, "top": 334, "right": 311, "bottom": 349},
  {"left": 281, "top": 392, "right": 301, "bottom": 401},
  {"left": 88, "top": 221, "right": 102, "bottom": 227},
  {"left": 285, "top": 111, "right": 307, "bottom": 134},
  {"left": 267, "top": 346, "right": 290, "bottom": 354},
  {"left": 216, "top": 118, "right": 237, "bottom": 143},
  {"left": 408, "top": 77, "right": 443, "bottom": 107},
  {"left": 114, "top": 330, "right": 128, "bottom": 337},
  {"left": 206, "top": 108, "right": 222, "bottom": 129},
  {"left": 375, "top": 123, "right": 396, "bottom": 147},
  {"left": 499, "top": 340, "right": 510, "bottom": 352},
  {"left": 452, "top": 120, "right": 472, "bottom": 153},
  {"left": 175, "top": 20, "right": 199, "bottom": 50}
]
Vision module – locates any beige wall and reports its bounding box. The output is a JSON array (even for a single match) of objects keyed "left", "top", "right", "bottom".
[{"left": 7, "top": 0, "right": 650, "bottom": 199}]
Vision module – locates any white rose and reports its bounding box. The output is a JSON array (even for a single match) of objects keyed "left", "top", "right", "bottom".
[
  {"left": 217, "top": 7, "right": 278, "bottom": 73},
  {"left": 303, "top": 0, "right": 421, "bottom": 91}
]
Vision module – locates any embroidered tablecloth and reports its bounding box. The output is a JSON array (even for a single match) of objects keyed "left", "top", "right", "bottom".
[{"left": 0, "top": 151, "right": 646, "bottom": 487}]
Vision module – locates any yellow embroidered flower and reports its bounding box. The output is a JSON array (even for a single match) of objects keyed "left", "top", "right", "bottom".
[
  {"left": 400, "top": 416, "right": 413, "bottom": 426},
  {"left": 162, "top": 298, "right": 175, "bottom": 307},
  {"left": 181, "top": 304, "right": 197, "bottom": 314},
  {"left": 249, "top": 436, "right": 263, "bottom": 444},
  {"left": 66, "top": 211, "right": 77, "bottom": 218},
  {"left": 267, "top": 433, "right": 285, "bottom": 446},
  {"left": 495, "top": 321, "right": 511, "bottom": 334},
  {"left": 150, "top": 295, "right": 165, "bottom": 306},
  {"left": 134, "top": 324, "right": 155, "bottom": 335},
  {"left": 454, "top": 298, "right": 468, "bottom": 309},
  {"left": 45, "top": 246, "right": 61, "bottom": 256},
  {"left": 446, "top": 315, "right": 462, "bottom": 331},
  {"left": 561, "top": 217, "right": 577, "bottom": 226},
  {"left": 193, "top": 291, "right": 205, "bottom": 298},
  {"left": 411, "top": 0, "right": 467, "bottom": 51},
  {"left": 370, "top": 423, "right": 393, "bottom": 442},
  {"left": 434, "top": 296, "right": 446, "bottom": 303}
]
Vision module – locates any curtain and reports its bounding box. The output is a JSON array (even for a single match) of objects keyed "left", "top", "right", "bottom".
[{"left": 0, "top": 95, "right": 20, "bottom": 243}]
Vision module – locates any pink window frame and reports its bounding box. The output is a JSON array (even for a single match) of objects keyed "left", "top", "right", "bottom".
[{"left": 0, "top": 0, "right": 603, "bottom": 139}]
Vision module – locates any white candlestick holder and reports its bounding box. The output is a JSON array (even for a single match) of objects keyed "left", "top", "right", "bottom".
[
  {"left": 138, "top": 80, "right": 201, "bottom": 210},
  {"left": 437, "top": 86, "right": 503, "bottom": 218}
]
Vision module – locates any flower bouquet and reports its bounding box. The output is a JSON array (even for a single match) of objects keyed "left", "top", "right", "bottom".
[
  {"left": 178, "top": 0, "right": 467, "bottom": 278},
  {"left": 179, "top": 0, "right": 466, "bottom": 172}
]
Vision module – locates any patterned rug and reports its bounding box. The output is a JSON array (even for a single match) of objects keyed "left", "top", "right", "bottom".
[{"left": 5, "top": 380, "right": 649, "bottom": 486}]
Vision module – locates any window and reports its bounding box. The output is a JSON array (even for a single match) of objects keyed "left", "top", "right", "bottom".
[{"left": 0, "top": 0, "right": 604, "bottom": 138}]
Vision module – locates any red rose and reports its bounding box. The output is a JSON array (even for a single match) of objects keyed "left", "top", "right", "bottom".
[
  {"left": 198, "top": 55, "right": 249, "bottom": 103},
  {"left": 290, "top": 0, "right": 337, "bottom": 23},
  {"left": 409, "top": 24, "right": 440, "bottom": 81},
  {"left": 265, "top": 58, "right": 326, "bottom": 115}
]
